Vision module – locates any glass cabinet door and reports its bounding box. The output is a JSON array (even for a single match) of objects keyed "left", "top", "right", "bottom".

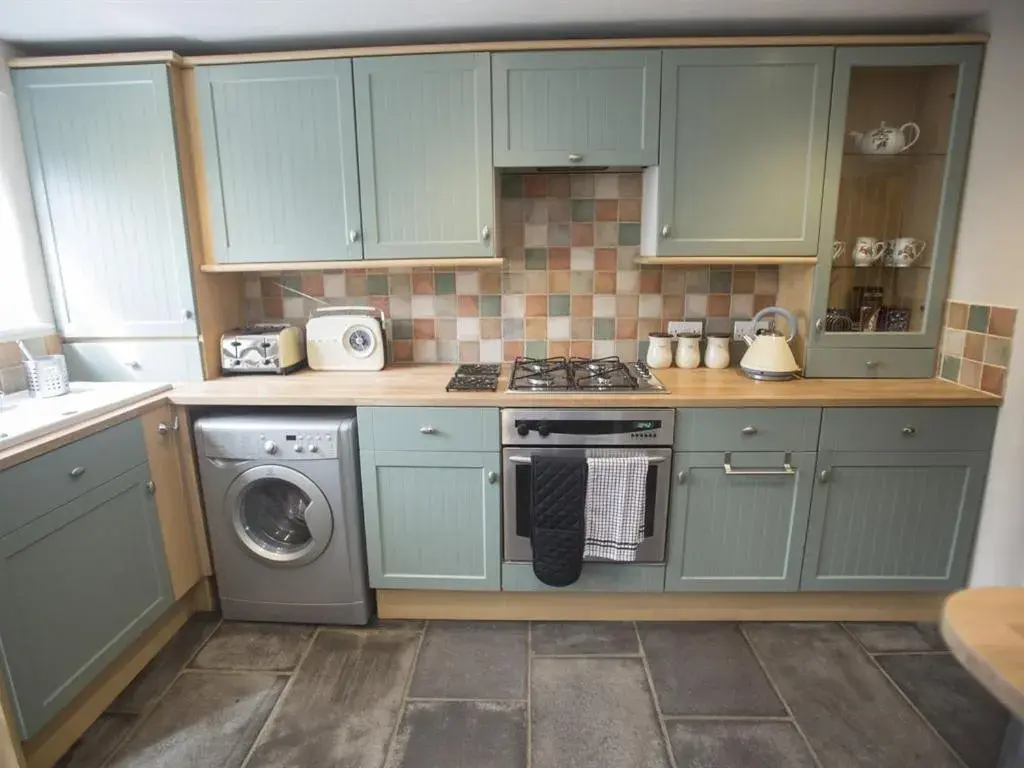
[{"left": 811, "top": 46, "right": 983, "bottom": 349}]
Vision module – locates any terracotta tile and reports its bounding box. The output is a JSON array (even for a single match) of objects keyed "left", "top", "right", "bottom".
[
  {"left": 570, "top": 340, "right": 593, "bottom": 358},
  {"left": 595, "top": 248, "right": 618, "bottom": 271},
  {"left": 618, "top": 198, "right": 642, "bottom": 222},
  {"left": 435, "top": 319, "right": 457, "bottom": 341},
  {"left": 618, "top": 173, "right": 642, "bottom": 197},
  {"left": 549, "top": 341, "right": 571, "bottom": 358},
  {"left": 503, "top": 340, "right": 524, "bottom": 360},
  {"left": 524, "top": 175, "right": 548, "bottom": 197},
  {"left": 458, "top": 342, "right": 480, "bottom": 362},
  {"left": 963, "top": 332, "right": 986, "bottom": 361},
  {"left": 392, "top": 340, "right": 414, "bottom": 362},
  {"left": 947, "top": 301, "right": 968, "bottom": 330},
  {"left": 616, "top": 318, "right": 639, "bottom": 339},
  {"left": 480, "top": 271, "right": 502, "bottom": 294},
  {"left": 616, "top": 295, "right": 639, "bottom": 318},
  {"left": 413, "top": 271, "right": 434, "bottom": 294},
  {"left": 548, "top": 247, "right": 571, "bottom": 270},
  {"left": 638, "top": 318, "right": 662, "bottom": 338},
  {"left": 571, "top": 318, "right": 593, "bottom": 338},
  {"left": 639, "top": 269, "right": 662, "bottom": 294},
  {"left": 571, "top": 222, "right": 594, "bottom": 247},
  {"left": 300, "top": 273, "right": 325, "bottom": 297},
  {"left": 480, "top": 318, "right": 502, "bottom": 339},
  {"left": 502, "top": 225, "right": 524, "bottom": 248},
  {"left": 370, "top": 296, "right": 390, "bottom": 315},
  {"left": 707, "top": 294, "right": 731, "bottom": 317},
  {"left": 754, "top": 294, "right": 775, "bottom": 313},
  {"left": 548, "top": 271, "right": 571, "bottom": 293},
  {"left": 662, "top": 295, "right": 685, "bottom": 319},
  {"left": 259, "top": 277, "right": 282, "bottom": 297},
  {"left": 594, "top": 272, "right": 617, "bottom": 293},
  {"left": 526, "top": 317, "right": 548, "bottom": 339},
  {"left": 413, "top": 319, "right": 436, "bottom": 340},
  {"left": 346, "top": 274, "right": 366, "bottom": 296},
  {"left": 548, "top": 199, "right": 571, "bottom": 222},
  {"left": 732, "top": 270, "right": 756, "bottom": 294},
  {"left": 572, "top": 295, "right": 594, "bottom": 318},
  {"left": 547, "top": 174, "right": 571, "bottom": 198},
  {"left": 458, "top": 296, "right": 479, "bottom": 317},
  {"left": 525, "top": 295, "right": 547, "bottom": 317},
  {"left": 989, "top": 306, "right": 1017, "bottom": 337},
  {"left": 981, "top": 364, "right": 1006, "bottom": 396},
  {"left": 959, "top": 358, "right": 982, "bottom": 389},
  {"left": 263, "top": 296, "right": 283, "bottom": 318},
  {"left": 345, "top": 268, "right": 367, "bottom": 278},
  {"left": 596, "top": 200, "right": 618, "bottom": 221}
]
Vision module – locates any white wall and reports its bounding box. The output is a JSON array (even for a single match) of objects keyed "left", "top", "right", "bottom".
[{"left": 947, "top": 0, "right": 1024, "bottom": 585}]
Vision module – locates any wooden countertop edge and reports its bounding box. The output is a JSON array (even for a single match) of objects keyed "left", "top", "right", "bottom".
[{"left": 0, "top": 393, "right": 171, "bottom": 471}]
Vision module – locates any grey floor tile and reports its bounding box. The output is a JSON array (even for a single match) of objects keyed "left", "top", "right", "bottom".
[
  {"left": 666, "top": 720, "right": 818, "bottom": 768},
  {"left": 110, "top": 613, "right": 220, "bottom": 714},
  {"left": 532, "top": 621, "right": 639, "bottom": 655},
  {"left": 878, "top": 652, "right": 1009, "bottom": 768},
  {"left": 55, "top": 713, "right": 136, "bottom": 768},
  {"left": 744, "top": 623, "right": 962, "bottom": 768},
  {"left": 531, "top": 657, "right": 670, "bottom": 768},
  {"left": 637, "top": 623, "right": 785, "bottom": 716},
  {"left": 844, "top": 622, "right": 946, "bottom": 653},
  {"left": 409, "top": 621, "right": 527, "bottom": 699},
  {"left": 190, "top": 622, "right": 315, "bottom": 671},
  {"left": 245, "top": 626, "right": 420, "bottom": 767},
  {"left": 385, "top": 700, "right": 527, "bottom": 768},
  {"left": 105, "top": 671, "right": 285, "bottom": 768}
]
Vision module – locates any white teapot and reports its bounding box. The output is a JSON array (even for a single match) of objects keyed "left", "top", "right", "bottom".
[{"left": 849, "top": 121, "right": 921, "bottom": 155}]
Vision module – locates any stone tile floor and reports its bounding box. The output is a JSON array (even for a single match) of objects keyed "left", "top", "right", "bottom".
[{"left": 59, "top": 617, "right": 1009, "bottom": 768}]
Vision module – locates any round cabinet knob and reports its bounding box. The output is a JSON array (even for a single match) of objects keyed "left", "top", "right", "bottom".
[
  {"left": 661, "top": 225, "right": 671, "bottom": 238},
  {"left": 145, "top": 480, "right": 156, "bottom": 495},
  {"left": 741, "top": 426, "right": 758, "bottom": 436},
  {"left": 349, "top": 229, "right": 361, "bottom": 243},
  {"left": 157, "top": 423, "right": 170, "bottom": 435},
  {"left": 263, "top": 440, "right": 278, "bottom": 455},
  {"left": 819, "top": 469, "right": 831, "bottom": 483},
  {"left": 69, "top": 466, "right": 85, "bottom": 479},
  {"left": 481, "top": 225, "right": 492, "bottom": 241},
  {"left": 902, "top": 426, "right": 916, "bottom": 436},
  {"left": 865, "top": 360, "right": 880, "bottom": 369},
  {"left": 419, "top": 426, "right": 437, "bottom": 435},
  {"left": 568, "top": 153, "right": 583, "bottom": 163},
  {"left": 487, "top": 471, "right": 499, "bottom": 484},
  {"left": 516, "top": 424, "right": 530, "bottom": 437},
  {"left": 677, "top": 471, "right": 686, "bottom": 484}
]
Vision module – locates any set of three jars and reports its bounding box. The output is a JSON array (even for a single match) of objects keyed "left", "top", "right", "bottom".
[{"left": 646, "top": 333, "right": 731, "bottom": 370}]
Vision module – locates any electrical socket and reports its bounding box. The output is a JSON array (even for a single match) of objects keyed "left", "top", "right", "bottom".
[
  {"left": 732, "top": 319, "right": 774, "bottom": 341},
  {"left": 667, "top": 320, "right": 704, "bottom": 336}
]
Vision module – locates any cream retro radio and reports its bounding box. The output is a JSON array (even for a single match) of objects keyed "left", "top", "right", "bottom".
[{"left": 305, "top": 306, "right": 389, "bottom": 371}]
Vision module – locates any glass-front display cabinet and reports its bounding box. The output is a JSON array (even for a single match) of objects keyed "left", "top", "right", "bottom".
[{"left": 805, "top": 46, "right": 983, "bottom": 378}]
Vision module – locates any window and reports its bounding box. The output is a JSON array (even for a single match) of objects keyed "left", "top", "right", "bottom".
[{"left": 0, "top": 57, "right": 53, "bottom": 342}]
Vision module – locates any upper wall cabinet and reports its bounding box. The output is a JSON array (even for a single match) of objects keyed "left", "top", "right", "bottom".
[
  {"left": 805, "top": 46, "right": 984, "bottom": 379},
  {"left": 13, "top": 65, "right": 196, "bottom": 338},
  {"left": 492, "top": 51, "right": 661, "bottom": 168},
  {"left": 354, "top": 53, "right": 494, "bottom": 259},
  {"left": 644, "top": 48, "right": 834, "bottom": 257},
  {"left": 194, "top": 60, "right": 363, "bottom": 263}
]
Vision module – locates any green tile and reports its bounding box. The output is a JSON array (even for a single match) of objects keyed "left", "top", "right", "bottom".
[
  {"left": 710, "top": 268, "right": 733, "bottom": 294},
  {"left": 618, "top": 223, "right": 641, "bottom": 246},
  {"left": 525, "top": 341, "right": 548, "bottom": 359},
  {"left": 480, "top": 295, "right": 502, "bottom": 317},
  {"left": 525, "top": 249, "right": 548, "bottom": 270},
  {"left": 940, "top": 355, "right": 961, "bottom": 382},
  {"left": 280, "top": 274, "right": 302, "bottom": 292},
  {"left": 967, "top": 305, "right": 991, "bottom": 333},
  {"left": 638, "top": 340, "right": 651, "bottom": 361},
  {"left": 549, "top": 295, "right": 571, "bottom": 317},
  {"left": 366, "top": 274, "right": 389, "bottom": 295},
  {"left": 501, "top": 174, "right": 523, "bottom": 198},
  {"left": 392, "top": 319, "right": 413, "bottom": 340},
  {"left": 571, "top": 200, "right": 595, "bottom": 221},
  {"left": 435, "top": 272, "right": 456, "bottom": 295},
  {"left": 594, "top": 318, "right": 615, "bottom": 340}
]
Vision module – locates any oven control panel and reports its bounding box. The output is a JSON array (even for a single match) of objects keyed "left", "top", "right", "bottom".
[{"left": 501, "top": 409, "right": 675, "bottom": 447}]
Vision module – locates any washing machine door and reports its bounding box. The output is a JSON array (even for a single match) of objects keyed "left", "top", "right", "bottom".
[{"left": 224, "top": 465, "right": 333, "bottom": 566}]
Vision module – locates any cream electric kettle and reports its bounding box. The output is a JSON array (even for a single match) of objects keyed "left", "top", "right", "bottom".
[{"left": 739, "top": 306, "right": 800, "bottom": 381}]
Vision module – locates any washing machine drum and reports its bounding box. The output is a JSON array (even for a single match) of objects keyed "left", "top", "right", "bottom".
[{"left": 225, "top": 466, "right": 334, "bottom": 566}]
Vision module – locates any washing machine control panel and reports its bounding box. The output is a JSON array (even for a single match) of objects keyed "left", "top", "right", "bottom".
[{"left": 202, "top": 428, "right": 340, "bottom": 460}]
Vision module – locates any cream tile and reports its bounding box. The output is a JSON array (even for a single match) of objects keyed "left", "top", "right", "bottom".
[
  {"left": 283, "top": 297, "right": 304, "bottom": 320},
  {"left": 617, "top": 246, "right": 640, "bottom": 268},
  {"left": 594, "top": 173, "right": 619, "bottom": 199},
  {"left": 731, "top": 294, "right": 754, "bottom": 318},
  {"left": 524, "top": 271, "right": 548, "bottom": 294},
  {"left": 525, "top": 224, "right": 548, "bottom": 247},
  {"left": 639, "top": 295, "right": 663, "bottom": 318},
  {"left": 457, "top": 317, "right": 480, "bottom": 340},
  {"left": 503, "top": 294, "right": 526, "bottom": 317},
  {"left": 390, "top": 296, "right": 411, "bottom": 319},
  {"left": 434, "top": 295, "right": 457, "bottom": 318},
  {"left": 594, "top": 222, "right": 619, "bottom": 248},
  {"left": 570, "top": 248, "right": 595, "bottom": 270},
  {"left": 593, "top": 340, "right": 616, "bottom": 358},
  {"left": 685, "top": 295, "right": 708, "bottom": 319},
  {"left": 413, "top": 340, "right": 438, "bottom": 361},
  {"left": 435, "top": 319, "right": 457, "bottom": 340},
  {"left": 436, "top": 341, "right": 459, "bottom": 362},
  {"left": 480, "top": 339, "right": 502, "bottom": 362},
  {"left": 411, "top": 295, "right": 434, "bottom": 317},
  {"left": 942, "top": 328, "right": 966, "bottom": 358},
  {"left": 593, "top": 295, "right": 617, "bottom": 318},
  {"left": 548, "top": 317, "right": 571, "bottom": 341},
  {"left": 323, "top": 273, "right": 346, "bottom": 298},
  {"left": 617, "top": 271, "right": 639, "bottom": 294},
  {"left": 456, "top": 271, "right": 480, "bottom": 294},
  {"left": 244, "top": 277, "right": 262, "bottom": 299}
]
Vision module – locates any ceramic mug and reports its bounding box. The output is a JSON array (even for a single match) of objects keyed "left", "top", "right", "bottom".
[
  {"left": 853, "top": 237, "right": 886, "bottom": 267},
  {"left": 832, "top": 240, "right": 846, "bottom": 263},
  {"left": 890, "top": 238, "right": 927, "bottom": 267}
]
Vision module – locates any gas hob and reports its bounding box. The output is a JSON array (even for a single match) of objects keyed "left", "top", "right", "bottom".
[{"left": 506, "top": 356, "right": 666, "bottom": 393}]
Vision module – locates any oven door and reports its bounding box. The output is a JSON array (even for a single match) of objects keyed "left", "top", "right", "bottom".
[{"left": 502, "top": 447, "right": 671, "bottom": 563}]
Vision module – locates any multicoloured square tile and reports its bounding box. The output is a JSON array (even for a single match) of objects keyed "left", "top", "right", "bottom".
[{"left": 938, "top": 301, "right": 1015, "bottom": 397}]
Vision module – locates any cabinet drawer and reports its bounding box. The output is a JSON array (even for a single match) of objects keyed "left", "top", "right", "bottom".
[
  {"left": 674, "top": 408, "right": 821, "bottom": 452},
  {"left": 357, "top": 407, "right": 499, "bottom": 452},
  {"left": 64, "top": 339, "right": 204, "bottom": 382},
  {"left": 819, "top": 407, "right": 998, "bottom": 453},
  {"left": 803, "top": 347, "right": 936, "bottom": 379},
  {"left": 0, "top": 418, "right": 146, "bottom": 536}
]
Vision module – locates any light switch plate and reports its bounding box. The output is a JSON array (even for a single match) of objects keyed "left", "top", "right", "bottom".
[
  {"left": 733, "top": 319, "right": 774, "bottom": 341},
  {"left": 667, "top": 320, "right": 704, "bottom": 336}
]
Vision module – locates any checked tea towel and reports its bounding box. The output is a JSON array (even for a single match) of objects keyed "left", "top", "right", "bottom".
[{"left": 583, "top": 455, "right": 648, "bottom": 562}]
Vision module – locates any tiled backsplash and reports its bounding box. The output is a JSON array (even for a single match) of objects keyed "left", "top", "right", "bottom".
[
  {"left": 246, "top": 172, "right": 779, "bottom": 363},
  {"left": 938, "top": 301, "right": 1017, "bottom": 396}
]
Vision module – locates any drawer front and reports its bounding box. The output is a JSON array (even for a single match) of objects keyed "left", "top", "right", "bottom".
[
  {"left": 0, "top": 418, "right": 147, "bottom": 536},
  {"left": 803, "top": 347, "right": 936, "bottom": 379},
  {"left": 64, "top": 339, "right": 204, "bottom": 382},
  {"left": 819, "top": 407, "right": 998, "bottom": 453},
  {"left": 674, "top": 408, "right": 821, "bottom": 452},
  {"left": 358, "top": 407, "right": 499, "bottom": 452}
]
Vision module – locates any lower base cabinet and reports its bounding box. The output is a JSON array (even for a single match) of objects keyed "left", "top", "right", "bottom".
[
  {"left": 801, "top": 451, "right": 989, "bottom": 591},
  {"left": 0, "top": 465, "right": 173, "bottom": 738},
  {"left": 359, "top": 450, "right": 501, "bottom": 590},
  {"left": 665, "top": 452, "right": 815, "bottom": 592}
]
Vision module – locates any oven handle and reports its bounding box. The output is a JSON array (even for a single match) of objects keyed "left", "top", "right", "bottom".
[
  {"left": 507, "top": 455, "right": 666, "bottom": 465},
  {"left": 723, "top": 452, "right": 795, "bottom": 476}
]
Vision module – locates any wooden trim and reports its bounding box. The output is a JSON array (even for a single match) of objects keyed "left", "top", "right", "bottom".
[
  {"left": 0, "top": 673, "right": 26, "bottom": 767},
  {"left": 376, "top": 589, "right": 947, "bottom": 622},
  {"left": 200, "top": 257, "right": 504, "bottom": 273},
  {"left": 7, "top": 51, "right": 181, "bottom": 69},
  {"left": 175, "top": 407, "right": 214, "bottom": 577},
  {"left": 636, "top": 256, "right": 820, "bottom": 266},
  {"left": 180, "top": 34, "right": 987, "bottom": 66}
]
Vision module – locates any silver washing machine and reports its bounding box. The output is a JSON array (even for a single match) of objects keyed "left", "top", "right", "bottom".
[{"left": 195, "top": 413, "right": 371, "bottom": 625}]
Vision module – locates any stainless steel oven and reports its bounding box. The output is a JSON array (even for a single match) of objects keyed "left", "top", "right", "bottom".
[{"left": 500, "top": 409, "right": 675, "bottom": 563}]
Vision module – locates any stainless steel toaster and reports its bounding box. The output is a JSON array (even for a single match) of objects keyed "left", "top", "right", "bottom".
[{"left": 220, "top": 324, "right": 306, "bottom": 375}]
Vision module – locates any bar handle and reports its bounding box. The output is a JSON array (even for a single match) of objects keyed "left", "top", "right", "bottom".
[
  {"left": 507, "top": 455, "right": 665, "bottom": 465},
  {"left": 723, "top": 452, "right": 795, "bottom": 476}
]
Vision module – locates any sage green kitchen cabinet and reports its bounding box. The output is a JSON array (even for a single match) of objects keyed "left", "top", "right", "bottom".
[
  {"left": 805, "top": 45, "right": 983, "bottom": 378},
  {"left": 647, "top": 47, "right": 833, "bottom": 256},
  {"left": 665, "top": 452, "right": 815, "bottom": 592},
  {"left": 801, "top": 451, "right": 988, "bottom": 591},
  {"left": 359, "top": 451, "right": 501, "bottom": 590},
  {"left": 0, "top": 465, "right": 172, "bottom": 738},
  {"left": 492, "top": 50, "right": 661, "bottom": 167},
  {"left": 353, "top": 53, "right": 495, "bottom": 259},
  {"left": 194, "top": 59, "right": 364, "bottom": 263}
]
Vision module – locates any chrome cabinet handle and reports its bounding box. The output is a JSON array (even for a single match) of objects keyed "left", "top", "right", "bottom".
[
  {"left": 661, "top": 225, "right": 671, "bottom": 238},
  {"left": 507, "top": 455, "right": 666, "bottom": 465},
  {"left": 677, "top": 471, "right": 686, "bottom": 484},
  {"left": 865, "top": 360, "right": 880, "bottom": 369},
  {"left": 487, "top": 471, "right": 498, "bottom": 484},
  {"left": 819, "top": 469, "right": 831, "bottom": 483},
  {"left": 145, "top": 480, "right": 156, "bottom": 494},
  {"left": 69, "top": 466, "right": 85, "bottom": 478},
  {"left": 741, "top": 426, "right": 758, "bottom": 436},
  {"left": 568, "top": 153, "right": 583, "bottom": 163},
  {"left": 419, "top": 426, "right": 437, "bottom": 435},
  {"left": 723, "top": 452, "right": 794, "bottom": 476},
  {"left": 156, "top": 417, "right": 179, "bottom": 436},
  {"left": 481, "top": 225, "right": 491, "bottom": 241},
  {"left": 349, "top": 229, "right": 360, "bottom": 243},
  {"left": 902, "top": 426, "right": 916, "bottom": 436}
]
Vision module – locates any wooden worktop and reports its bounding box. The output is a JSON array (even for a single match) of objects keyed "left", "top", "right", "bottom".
[
  {"left": 942, "top": 588, "right": 1024, "bottom": 719},
  {"left": 168, "top": 365, "right": 999, "bottom": 408}
]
